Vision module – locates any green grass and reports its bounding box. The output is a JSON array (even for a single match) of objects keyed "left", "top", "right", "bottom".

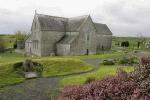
[
  {"left": 53, "top": 52, "right": 126, "bottom": 60},
  {"left": 0, "top": 52, "right": 25, "bottom": 64},
  {"left": 0, "top": 35, "right": 16, "bottom": 48},
  {"left": 0, "top": 51, "right": 130, "bottom": 88},
  {"left": 60, "top": 65, "right": 134, "bottom": 87},
  {"left": 0, "top": 63, "right": 24, "bottom": 88},
  {"left": 0, "top": 54, "right": 93, "bottom": 88},
  {"left": 112, "top": 36, "right": 150, "bottom": 51},
  {"left": 35, "top": 58, "right": 93, "bottom": 77}
]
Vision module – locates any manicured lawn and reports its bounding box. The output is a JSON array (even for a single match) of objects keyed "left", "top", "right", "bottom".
[{"left": 60, "top": 65, "right": 134, "bottom": 87}]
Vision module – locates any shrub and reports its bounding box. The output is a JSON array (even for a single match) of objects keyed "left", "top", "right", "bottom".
[
  {"left": 13, "top": 60, "right": 43, "bottom": 76},
  {"left": 13, "top": 41, "right": 17, "bottom": 49},
  {"left": 58, "top": 56, "right": 150, "bottom": 100},
  {"left": 101, "top": 59, "right": 115, "bottom": 65},
  {"left": 0, "top": 37, "right": 5, "bottom": 52},
  {"left": 84, "top": 77, "right": 95, "bottom": 84},
  {"left": 13, "top": 62, "right": 23, "bottom": 70},
  {"left": 59, "top": 76, "right": 138, "bottom": 100},
  {"left": 121, "top": 41, "right": 129, "bottom": 47},
  {"left": 117, "top": 56, "right": 138, "bottom": 65}
]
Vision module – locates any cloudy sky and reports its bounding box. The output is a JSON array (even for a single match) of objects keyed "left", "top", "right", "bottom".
[{"left": 0, "top": 0, "right": 150, "bottom": 37}]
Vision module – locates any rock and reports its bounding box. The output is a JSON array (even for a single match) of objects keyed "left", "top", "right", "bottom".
[{"left": 25, "top": 72, "right": 38, "bottom": 79}]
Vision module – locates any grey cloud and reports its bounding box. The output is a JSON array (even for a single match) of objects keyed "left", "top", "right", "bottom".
[{"left": 91, "top": 0, "right": 150, "bottom": 37}]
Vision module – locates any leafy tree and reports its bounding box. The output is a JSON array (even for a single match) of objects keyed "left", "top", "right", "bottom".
[
  {"left": 14, "top": 31, "right": 28, "bottom": 41},
  {"left": 0, "top": 37, "right": 5, "bottom": 52},
  {"left": 121, "top": 41, "right": 129, "bottom": 47}
]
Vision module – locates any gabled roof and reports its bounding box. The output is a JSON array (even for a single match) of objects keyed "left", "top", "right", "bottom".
[
  {"left": 94, "top": 23, "right": 112, "bottom": 35},
  {"left": 66, "top": 15, "right": 89, "bottom": 31},
  {"left": 36, "top": 14, "right": 89, "bottom": 32},
  {"left": 35, "top": 13, "right": 112, "bottom": 35},
  {"left": 37, "top": 14, "right": 67, "bottom": 31}
]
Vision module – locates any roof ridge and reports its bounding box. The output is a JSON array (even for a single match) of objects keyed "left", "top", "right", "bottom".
[
  {"left": 37, "top": 13, "right": 67, "bottom": 19},
  {"left": 68, "top": 15, "right": 90, "bottom": 19},
  {"left": 77, "top": 15, "right": 90, "bottom": 30},
  {"left": 94, "top": 22, "right": 106, "bottom": 25}
]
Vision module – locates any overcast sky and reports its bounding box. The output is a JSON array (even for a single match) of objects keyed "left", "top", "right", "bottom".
[{"left": 0, "top": 0, "right": 150, "bottom": 37}]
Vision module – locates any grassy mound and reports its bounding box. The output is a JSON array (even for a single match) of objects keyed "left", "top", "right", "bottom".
[
  {"left": 60, "top": 65, "right": 134, "bottom": 87},
  {"left": 0, "top": 58, "right": 93, "bottom": 88},
  {"left": 36, "top": 58, "right": 93, "bottom": 77}
]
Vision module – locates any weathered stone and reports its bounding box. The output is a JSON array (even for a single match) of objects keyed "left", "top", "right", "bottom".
[
  {"left": 25, "top": 13, "right": 112, "bottom": 56},
  {"left": 25, "top": 72, "right": 38, "bottom": 79},
  {"left": 23, "top": 59, "right": 34, "bottom": 72}
]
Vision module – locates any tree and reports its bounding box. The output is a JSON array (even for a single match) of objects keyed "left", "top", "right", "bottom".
[
  {"left": 121, "top": 41, "right": 129, "bottom": 47},
  {"left": 14, "top": 31, "right": 28, "bottom": 41},
  {"left": 0, "top": 37, "right": 5, "bottom": 52},
  {"left": 136, "top": 33, "right": 146, "bottom": 48}
]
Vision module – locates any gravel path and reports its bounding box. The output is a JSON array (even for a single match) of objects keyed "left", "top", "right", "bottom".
[
  {"left": 0, "top": 59, "right": 100, "bottom": 100},
  {"left": 135, "top": 51, "right": 150, "bottom": 57},
  {"left": 0, "top": 54, "right": 131, "bottom": 100}
]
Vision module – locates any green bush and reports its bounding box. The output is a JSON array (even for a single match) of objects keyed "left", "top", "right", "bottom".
[
  {"left": 117, "top": 56, "right": 138, "bottom": 65},
  {"left": 13, "top": 61, "right": 43, "bottom": 76},
  {"left": 101, "top": 59, "right": 115, "bottom": 65},
  {"left": 121, "top": 41, "right": 129, "bottom": 47},
  {"left": 13, "top": 62, "right": 22, "bottom": 70}
]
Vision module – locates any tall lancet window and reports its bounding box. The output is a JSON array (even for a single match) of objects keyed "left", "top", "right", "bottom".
[
  {"left": 87, "top": 33, "right": 89, "bottom": 41},
  {"left": 35, "top": 22, "right": 36, "bottom": 28}
]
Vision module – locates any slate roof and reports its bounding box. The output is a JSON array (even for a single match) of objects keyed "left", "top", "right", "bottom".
[
  {"left": 94, "top": 23, "right": 112, "bottom": 35},
  {"left": 37, "top": 14, "right": 89, "bottom": 32},
  {"left": 66, "top": 15, "right": 89, "bottom": 31},
  {"left": 58, "top": 35, "right": 77, "bottom": 44},
  {"left": 37, "top": 14, "right": 67, "bottom": 31},
  {"left": 34, "top": 14, "right": 112, "bottom": 45}
]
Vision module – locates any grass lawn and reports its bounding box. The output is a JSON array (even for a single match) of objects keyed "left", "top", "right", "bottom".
[
  {"left": 35, "top": 58, "right": 93, "bottom": 77},
  {"left": 60, "top": 65, "right": 134, "bottom": 87},
  {"left": 0, "top": 52, "right": 25, "bottom": 64},
  {"left": 40, "top": 52, "right": 126, "bottom": 60},
  {"left": 0, "top": 63, "right": 24, "bottom": 88},
  {"left": 0, "top": 56, "right": 93, "bottom": 88},
  {"left": 0, "top": 51, "right": 128, "bottom": 88}
]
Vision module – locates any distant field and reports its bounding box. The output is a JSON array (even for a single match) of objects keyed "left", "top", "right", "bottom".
[
  {"left": 112, "top": 36, "right": 150, "bottom": 51},
  {"left": 60, "top": 65, "right": 134, "bottom": 87},
  {"left": 0, "top": 52, "right": 24, "bottom": 64},
  {"left": 0, "top": 34, "right": 16, "bottom": 48}
]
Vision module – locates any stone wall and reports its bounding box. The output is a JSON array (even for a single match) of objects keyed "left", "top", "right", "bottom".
[
  {"left": 56, "top": 44, "right": 70, "bottom": 56},
  {"left": 70, "top": 16, "right": 97, "bottom": 55},
  {"left": 96, "top": 34, "right": 112, "bottom": 51},
  {"left": 41, "top": 31, "right": 65, "bottom": 56}
]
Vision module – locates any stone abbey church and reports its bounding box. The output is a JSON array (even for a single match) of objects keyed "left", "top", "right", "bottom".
[{"left": 25, "top": 13, "right": 112, "bottom": 56}]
